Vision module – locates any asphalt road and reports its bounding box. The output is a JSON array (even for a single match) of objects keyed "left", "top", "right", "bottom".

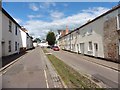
[
  {"left": 2, "top": 47, "right": 63, "bottom": 88},
  {"left": 47, "top": 48, "right": 120, "bottom": 88}
]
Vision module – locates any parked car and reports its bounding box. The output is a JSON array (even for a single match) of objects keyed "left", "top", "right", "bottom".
[{"left": 53, "top": 46, "right": 60, "bottom": 51}]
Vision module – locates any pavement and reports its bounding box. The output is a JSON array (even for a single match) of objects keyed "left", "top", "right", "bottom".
[
  {"left": 1, "top": 47, "right": 64, "bottom": 88},
  {"left": 63, "top": 49, "right": 119, "bottom": 72},
  {"left": 47, "top": 48, "right": 120, "bottom": 88},
  {"left": 59, "top": 50, "right": 119, "bottom": 72}
]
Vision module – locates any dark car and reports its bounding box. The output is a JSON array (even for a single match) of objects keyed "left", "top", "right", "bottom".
[{"left": 53, "top": 46, "right": 60, "bottom": 51}]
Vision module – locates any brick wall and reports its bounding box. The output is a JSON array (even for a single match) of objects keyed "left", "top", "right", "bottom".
[{"left": 103, "top": 17, "right": 120, "bottom": 62}]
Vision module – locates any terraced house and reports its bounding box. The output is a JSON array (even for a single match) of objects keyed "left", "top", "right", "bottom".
[
  {"left": 1, "top": 8, "right": 33, "bottom": 58},
  {"left": 58, "top": 5, "right": 120, "bottom": 63},
  {"left": 0, "top": 4, "right": 2, "bottom": 61}
]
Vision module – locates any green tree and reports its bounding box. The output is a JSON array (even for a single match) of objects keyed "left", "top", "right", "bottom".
[
  {"left": 46, "top": 31, "right": 56, "bottom": 45},
  {"left": 33, "top": 38, "right": 41, "bottom": 43}
]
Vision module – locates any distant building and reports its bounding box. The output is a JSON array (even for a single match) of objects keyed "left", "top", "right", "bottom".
[
  {"left": 58, "top": 5, "right": 120, "bottom": 63},
  {"left": 56, "top": 26, "right": 69, "bottom": 46},
  {"left": 20, "top": 27, "right": 33, "bottom": 51}
]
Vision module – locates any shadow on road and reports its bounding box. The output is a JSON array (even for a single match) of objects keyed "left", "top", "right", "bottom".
[{"left": 2, "top": 52, "right": 28, "bottom": 67}]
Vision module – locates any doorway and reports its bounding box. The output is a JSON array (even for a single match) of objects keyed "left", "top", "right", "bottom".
[
  {"left": 80, "top": 43, "right": 84, "bottom": 54},
  {"left": 94, "top": 43, "right": 98, "bottom": 57}
]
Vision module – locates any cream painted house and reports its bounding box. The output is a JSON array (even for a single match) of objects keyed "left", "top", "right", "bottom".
[{"left": 58, "top": 5, "right": 120, "bottom": 62}]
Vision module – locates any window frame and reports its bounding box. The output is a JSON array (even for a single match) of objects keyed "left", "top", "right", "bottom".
[
  {"left": 8, "top": 40, "right": 11, "bottom": 52},
  {"left": 117, "top": 14, "right": 120, "bottom": 30},
  {"left": 9, "top": 20, "right": 12, "bottom": 32},
  {"left": 88, "top": 41, "right": 93, "bottom": 51},
  {"left": 15, "top": 25, "right": 17, "bottom": 35}
]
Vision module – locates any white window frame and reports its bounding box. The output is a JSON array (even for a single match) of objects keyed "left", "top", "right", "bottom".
[
  {"left": 117, "top": 15, "right": 120, "bottom": 30},
  {"left": 88, "top": 41, "right": 93, "bottom": 51},
  {"left": 118, "top": 39, "right": 120, "bottom": 55}
]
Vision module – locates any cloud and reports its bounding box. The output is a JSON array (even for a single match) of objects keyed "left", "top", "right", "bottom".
[
  {"left": 50, "top": 11, "right": 64, "bottom": 20},
  {"left": 29, "top": 3, "right": 39, "bottom": 11},
  {"left": 27, "top": 14, "right": 43, "bottom": 19},
  {"left": 40, "top": 2, "right": 56, "bottom": 9},
  {"left": 63, "top": 3, "right": 68, "bottom": 7},
  {"left": 24, "top": 7, "right": 110, "bottom": 39}
]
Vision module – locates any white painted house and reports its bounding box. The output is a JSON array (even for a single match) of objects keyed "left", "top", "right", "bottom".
[
  {"left": 59, "top": 5, "right": 120, "bottom": 62},
  {"left": 0, "top": 6, "right": 2, "bottom": 60},
  {"left": 1, "top": 8, "right": 33, "bottom": 57},
  {"left": 20, "top": 27, "right": 33, "bottom": 51},
  {"left": 2, "top": 8, "right": 21, "bottom": 56}
]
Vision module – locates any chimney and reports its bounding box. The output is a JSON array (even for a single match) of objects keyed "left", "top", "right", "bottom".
[{"left": 66, "top": 25, "right": 69, "bottom": 34}]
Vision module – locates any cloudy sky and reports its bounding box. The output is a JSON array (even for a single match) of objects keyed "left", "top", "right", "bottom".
[{"left": 2, "top": 2, "right": 118, "bottom": 39}]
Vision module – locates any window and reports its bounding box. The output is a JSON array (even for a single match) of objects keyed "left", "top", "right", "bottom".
[
  {"left": 87, "top": 28, "right": 93, "bottom": 35},
  {"left": 15, "top": 25, "right": 17, "bottom": 35},
  {"left": 88, "top": 41, "right": 92, "bottom": 51},
  {"left": 15, "top": 42, "right": 17, "bottom": 51},
  {"left": 9, "top": 20, "right": 12, "bottom": 32},
  {"left": 117, "top": 14, "right": 120, "bottom": 30},
  {"left": 119, "top": 39, "right": 120, "bottom": 55},
  {"left": 8, "top": 41, "right": 11, "bottom": 52}
]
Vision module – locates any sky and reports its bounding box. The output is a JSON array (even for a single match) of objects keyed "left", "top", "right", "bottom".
[{"left": 2, "top": 2, "right": 118, "bottom": 39}]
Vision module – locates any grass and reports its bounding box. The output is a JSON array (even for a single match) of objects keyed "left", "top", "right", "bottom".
[{"left": 42, "top": 48, "right": 100, "bottom": 88}]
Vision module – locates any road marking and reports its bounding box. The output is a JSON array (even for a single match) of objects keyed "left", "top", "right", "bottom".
[{"left": 44, "top": 69, "right": 49, "bottom": 88}]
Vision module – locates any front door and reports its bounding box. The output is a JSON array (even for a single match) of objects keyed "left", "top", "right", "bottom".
[
  {"left": 80, "top": 43, "right": 84, "bottom": 54},
  {"left": 94, "top": 43, "right": 98, "bottom": 57}
]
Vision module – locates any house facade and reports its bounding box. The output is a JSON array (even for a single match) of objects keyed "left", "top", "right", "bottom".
[
  {"left": 20, "top": 27, "right": 33, "bottom": 51},
  {"left": 0, "top": 6, "right": 2, "bottom": 61},
  {"left": 58, "top": 5, "right": 120, "bottom": 62},
  {"left": 2, "top": 8, "right": 22, "bottom": 56},
  {"left": 1, "top": 8, "right": 33, "bottom": 57}
]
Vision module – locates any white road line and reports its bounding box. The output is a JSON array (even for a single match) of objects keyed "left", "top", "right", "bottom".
[{"left": 44, "top": 69, "right": 49, "bottom": 88}]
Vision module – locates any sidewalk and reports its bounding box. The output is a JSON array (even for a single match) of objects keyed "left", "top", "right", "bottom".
[
  {"left": 68, "top": 51, "right": 120, "bottom": 72},
  {"left": 82, "top": 55, "right": 119, "bottom": 71}
]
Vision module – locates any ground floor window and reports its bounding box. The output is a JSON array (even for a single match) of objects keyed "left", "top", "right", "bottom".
[
  {"left": 88, "top": 41, "right": 92, "bottom": 51},
  {"left": 15, "top": 42, "right": 17, "bottom": 51},
  {"left": 8, "top": 40, "right": 11, "bottom": 52}
]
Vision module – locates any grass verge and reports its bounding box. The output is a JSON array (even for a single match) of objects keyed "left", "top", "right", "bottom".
[{"left": 42, "top": 48, "right": 100, "bottom": 88}]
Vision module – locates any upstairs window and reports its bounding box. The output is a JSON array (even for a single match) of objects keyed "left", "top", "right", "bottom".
[
  {"left": 9, "top": 20, "right": 12, "bottom": 32},
  {"left": 117, "top": 14, "right": 120, "bottom": 30},
  {"left": 87, "top": 28, "right": 93, "bottom": 35},
  {"left": 15, "top": 25, "right": 17, "bottom": 35}
]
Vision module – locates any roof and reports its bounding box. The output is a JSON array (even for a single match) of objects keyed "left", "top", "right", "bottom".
[
  {"left": 59, "top": 4, "right": 120, "bottom": 39},
  {"left": 2, "top": 8, "right": 21, "bottom": 28},
  {"left": 2, "top": 8, "right": 33, "bottom": 38}
]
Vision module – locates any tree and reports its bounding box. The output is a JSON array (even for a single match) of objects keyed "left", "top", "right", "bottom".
[
  {"left": 33, "top": 38, "right": 41, "bottom": 43},
  {"left": 46, "top": 31, "right": 56, "bottom": 45}
]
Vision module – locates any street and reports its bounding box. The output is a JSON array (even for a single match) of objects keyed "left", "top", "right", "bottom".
[
  {"left": 47, "top": 48, "right": 120, "bottom": 88},
  {"left": 2, "top": 47, "right": 63, "bottom": 88}
]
